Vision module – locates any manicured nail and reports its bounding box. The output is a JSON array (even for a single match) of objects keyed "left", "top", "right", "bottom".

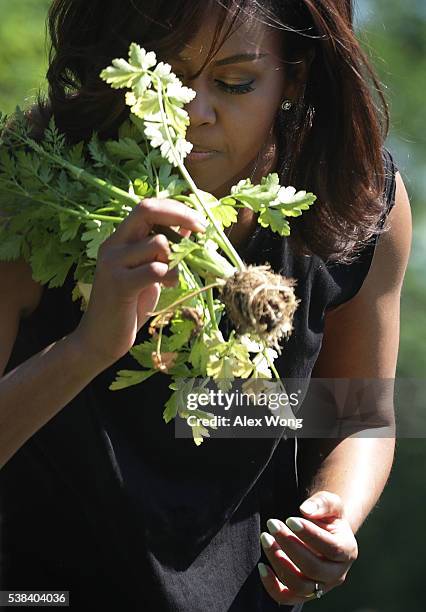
[
  {"left": 258, "top": 562, "right": 269, "bottom": 578},
  {"left": 286, "top": 517, "right": 304, "bottom": 532},
  {"left": 267, "top": 518, "right": 283, "bottom": 535},
  {"left": 300, "top": 500, "right": 319, "bottom": 515},
  {"left": 260, "top": 532, "right": 275, "bottom": 549}
]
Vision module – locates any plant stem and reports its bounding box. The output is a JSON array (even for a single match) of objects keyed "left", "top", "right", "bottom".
[
  {"left": 148, "top": 280, "right": 222, "bottom": 317},
  {"left": 20, "top": 134, "right": 140, "bottom": 207},
  {"left": 263, "top": 346, "right": 284, "bottom": 383},
  {"left": 1, "top": 179, "right": 125, "bottom": 223},
  {"left": 185, "top": 253, "right": 229, "bottom": 279},
  {"left": 206, "top": 288, "right": 219, "bottom": 330},
  {"left": 153, "top": 76, "right": 245, "bottom": 272}
]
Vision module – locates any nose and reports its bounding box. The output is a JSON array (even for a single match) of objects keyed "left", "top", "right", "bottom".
[{"left": 184, "top": 78, "right": 216, "bottom": 128}]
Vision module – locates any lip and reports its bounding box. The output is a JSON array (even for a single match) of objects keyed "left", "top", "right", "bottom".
[
  {"left": 186, "top": 148, "right": 217, "bottom": 162},
  {"left": 189, "top": 142, "right": 218, "bottom": 153}
]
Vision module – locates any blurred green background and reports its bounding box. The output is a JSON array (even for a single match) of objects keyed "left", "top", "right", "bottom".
[{"left": 0, "top": 1, "right": 424, "bottom": 610}]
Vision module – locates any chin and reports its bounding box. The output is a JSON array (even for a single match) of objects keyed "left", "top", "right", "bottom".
[
  {"left": 188, "top": 166, "right": 248, "bottom": 200},
  {"left": 184, "top": 166, "right": 226, "bottom": 196}
]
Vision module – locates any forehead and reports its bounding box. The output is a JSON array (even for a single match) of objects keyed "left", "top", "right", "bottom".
[{"left": 175, "top": 7, "right": 283, "bottom": 66}]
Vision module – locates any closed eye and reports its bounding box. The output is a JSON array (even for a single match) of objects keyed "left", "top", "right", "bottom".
[
  {"left": 174, "top": 73, "right": 255, "bottom": 95},
  {"left": 215, "top": 79, "right": 256, "bottom": 95}
]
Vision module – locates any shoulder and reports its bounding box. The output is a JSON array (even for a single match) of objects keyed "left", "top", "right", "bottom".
[
  {"left": 312, "top": 170, "right": 412, "bottom": 378},
  {"left": 346, "top": 169, "right": 411, "bottom": 298},
  {"left": 375, "top": 170, "right": 412, "bottom": 291}
]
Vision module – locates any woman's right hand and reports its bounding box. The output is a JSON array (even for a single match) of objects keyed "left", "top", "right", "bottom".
[{"left": 72, "top": 198, "right": 207, "bottom": 369}]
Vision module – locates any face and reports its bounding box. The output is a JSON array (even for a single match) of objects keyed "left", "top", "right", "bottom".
[{"left": 165, "top": 9, "right": 297, "bottom": 199}]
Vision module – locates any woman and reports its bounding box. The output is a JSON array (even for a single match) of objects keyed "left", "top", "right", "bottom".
[{"left": 0, "top": 0, "right": 412, "bottom": 610}]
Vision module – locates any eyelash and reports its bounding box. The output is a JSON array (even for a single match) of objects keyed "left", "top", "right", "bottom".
[
  {"left": 175, "top": 75, "right": 255, "bottom": 95},
  {"left": 215, "top": 79, "right": 256, "bottom": 95}
]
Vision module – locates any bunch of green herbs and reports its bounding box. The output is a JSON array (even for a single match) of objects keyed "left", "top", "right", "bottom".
[{"left": 0, "top": 44, "right": 316, "bottom": 444}]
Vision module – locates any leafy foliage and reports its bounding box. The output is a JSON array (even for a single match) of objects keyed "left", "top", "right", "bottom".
[{"left": 0, "top": 43, "right": 317, "bottom": 444}]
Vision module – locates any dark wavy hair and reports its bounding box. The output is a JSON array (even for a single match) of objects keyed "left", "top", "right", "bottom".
[{"left": 31, "top": 0, "right": 392, "bottom": 264}]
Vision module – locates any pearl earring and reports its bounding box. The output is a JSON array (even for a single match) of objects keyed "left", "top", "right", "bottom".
[{"left": 281, "top": 99, "right": 293, "bottom": 111}]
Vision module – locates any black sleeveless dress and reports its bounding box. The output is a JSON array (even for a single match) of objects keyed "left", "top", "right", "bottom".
[{"left": 0, "top": 149, "right": 397, "bottom": 611}]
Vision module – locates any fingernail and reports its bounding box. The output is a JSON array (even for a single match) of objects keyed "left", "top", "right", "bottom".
[
  {"left": 260, "top": 532, "right": 275, "bottom": 549},
  {"left": 266, "top": 518, "right": 283, "bottom": 535},
  {"left": 286, "top": 517, "right": 304, "bottom": 532},
  {"left": 257, "top": 562, "right": 269, "bottom": 578},
  {"left": 300, "top": 500, "right": 319, "bottom": 515}
]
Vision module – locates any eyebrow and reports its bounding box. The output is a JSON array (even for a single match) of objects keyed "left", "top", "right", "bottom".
[{"left": 177, "top": 52, "right": 268, "bottom": 67}]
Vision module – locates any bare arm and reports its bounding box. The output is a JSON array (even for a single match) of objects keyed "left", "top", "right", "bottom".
[
  {"left": 0, "top": 330, "right": 106, "bottom": 471},
  {"left": 0, "top": 259, "right": 108, "bottom": 469},
  {"left": 0, "top": 197, "right": 204, "bottom": 470},
  {"left": 299, "top": 170, "right": 412, "bottom": 533},
  {"left": 258, "top": 172, "right": 413, "bottom": 605}
]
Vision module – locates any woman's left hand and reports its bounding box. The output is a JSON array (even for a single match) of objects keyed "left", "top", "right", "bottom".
[{"left": 258, "top": 491, "right": 358, "bottom": 606}]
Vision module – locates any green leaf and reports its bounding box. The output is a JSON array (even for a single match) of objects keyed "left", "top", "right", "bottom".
[
  {"left": 14, "top": 150, "right": 40, "bottom": 179},
  {"left": 88, "top": 134, "right": 110, "bottom": 167},
  {"left": 133, "top": 178, "right": 151, "bottom": 198},
  {"left": 165, "top": 98, "right": 190, "bottom": 134},
  {"left": 273, "top": 189, "right": 317, "bottom": 217},
  {"left": 189, "top": 334, "right": 209, "bottom": 373},
  {"left": 30, "top": 242, "right": 75, "bottom": 288},
  {"left": 230, "top": 174, "right": 281, "bottom": 211},
  {"left": 81, "top": 219, "right": 115, "bottom": 259},
  {"left": 100, "top": 59, "right": 142, "bottom": 90},
  {"left": 0, "top": 148, "right": 17, "bottom": 177},
  {"left": 128, "top": 43, "right": 157, "bottom": 72},
  {"left": 109, "top": 369, "right": 156, "bottom": 390},
  {"left": 211, "top": 202, "right": 238, "bottom": 228},
  {"left": 163, "top": 377, "right": 197, "bottom": 423},
  {"left": 168, "top": 318, "right": 196, "bottom": 350},
  {"left": 118, "top": 119, "right": 145, "bottom": 143},
  {"left": 67, "top": 141, "right": 84, "bottom": 167},
  {"left": 155, "top": 283, "right": 197, "bottom": 313},
  {"left": 44, "top": 116, "right": 66, "bottom": 155},
  {"left": 228, "top": 343, "right": 254, "bottom": 377},
  {"left": 258, "top": 207, "right": 291, "bottom": 236},
  {"left": 166, "top": 361, "right": 192, "bottom": 378},
  {"left": 127, "top": 90, "right": 161, "bottom": 120},
  {"left": 220, "top": 196, "right": 236, "bottom": 206},
  {"left": 163, "top": 391, "right": 180, "bottom": 424},
  {"left": 168, "top": 236, "right": 200, "bottom": 269},
  {"left": 0, "top": 228, "right": 23, "bottom": 260},
  {"left": 129, "top": 339, "right": 159, "bottom": 369},
  {"left": 105, "top": 138, "right": 144, "bottom": 161},
  {"left": 58, "top": 213, "right": 82, "bottom": 242},
  {"left": 190, "top": 422, "right": 211, "bottom": 446}
]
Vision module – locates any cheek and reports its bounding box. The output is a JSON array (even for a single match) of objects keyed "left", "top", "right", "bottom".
[{"left": 223, "top": 95, "right": 279, "bottom": 162}]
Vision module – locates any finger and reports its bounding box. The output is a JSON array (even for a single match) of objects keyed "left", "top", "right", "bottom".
[
  {"left": 119, "top": 234, "right": 171, "bottom": 269},
  {"left": 300, "top": 491, "right": 344, "bottom": 520},
  {"left": 177, "top": 226, "right": 192, "bottom": 238},
  {"left": 265, "top": 520, "right": 344, "bottom": 584},
  {"left": 260, "top": 532, "right": 317, "bottom": 596},
  {"left": 120, "top": 261, "right": 175, "bottom": 297},
  {"left": 275, "top": 516, "right": 345, "bottom": 560},
  {"left": 284, "top": 516, "right": 354, "bottom": 563},
  {"left": 257, "top": 563, "right": 316, "bottom": 606},
  {"left": 160, "top": 269, "right": 180, "bottom": 287},
  {"left": 110, "top": 199, "right": 207, "bottom": 244}
]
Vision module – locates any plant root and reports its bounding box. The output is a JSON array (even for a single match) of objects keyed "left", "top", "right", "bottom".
[{"left": 219, "top": 264, "right": 299, "bottom": 352}]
